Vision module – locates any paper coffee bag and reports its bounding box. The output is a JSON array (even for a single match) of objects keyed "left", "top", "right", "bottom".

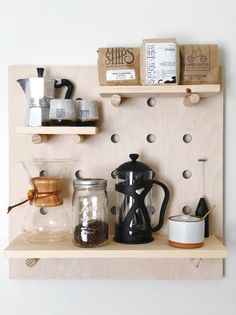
[
  {"left": 98, "top": 47, "right": 140, "bottom": 85},
  {"left": 180, "top": 45, "right": 219, "bottom": 84},
  {"left": 140, "top": 38, "right": 180, "bottom": 85}
]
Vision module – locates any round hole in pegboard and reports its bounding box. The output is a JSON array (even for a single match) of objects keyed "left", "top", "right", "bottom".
[
  {"left": 111, "top": 134, "right": 120, "bottom": 143},
  {"left": 182, "top": 206, "right": 192, "bottom": 215},
  {"left": 75, "top": 170, "right": 83, "bottom": 179},
  {"left": 39, "top": 170, "right": 48, "bottom": 176},
  {"left": 147, "top": 98, "right": 156, "bottom": 107},
  {"left": 111, "top": 206, "right": 119, "bottom": 215},
  {"left": 183, "top": 134, "right": 192, "bottom": 143},
  {"left": 182, "top": 169, "right": 192, "bottom": 179},
  {"left": 40, "top": 207, "right": 48, "bottom": 215},
  {"left": 146, "top": 134, "right": 156, "bottom": 143}
]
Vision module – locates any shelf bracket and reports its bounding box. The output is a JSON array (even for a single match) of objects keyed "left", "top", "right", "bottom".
[
  {"left": 111, "top": 94, "right": 122, "bottom": 106},
  {"left": 31, "top": 134, "right": 49, "bottom": 144},
  {"left": 183, "top": 88, "right": 200, "bottom": 106}
]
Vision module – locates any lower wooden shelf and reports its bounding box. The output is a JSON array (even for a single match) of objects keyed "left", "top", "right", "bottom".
[
  {"left": 3, "top": 234, "right": 228, "bottom": 259},
  {"left": 15, "top": 126, "right": 98, "bottom": 143},
  {"left": 16, "top": 126, "right": 98, "bottom": 135}
]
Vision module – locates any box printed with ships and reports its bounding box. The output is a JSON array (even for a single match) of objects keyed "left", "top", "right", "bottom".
[{"left": 98, "top": 47, "right": 140, "bottom": 85}]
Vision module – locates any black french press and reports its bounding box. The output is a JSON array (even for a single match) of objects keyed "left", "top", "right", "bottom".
[{"left": 111, "top": 154, "right": 170, "bottom": 244}]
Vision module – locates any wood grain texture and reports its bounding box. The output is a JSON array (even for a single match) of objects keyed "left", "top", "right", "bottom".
[{"left": 8, "top": 65, "right": 224, "bottom": 279}]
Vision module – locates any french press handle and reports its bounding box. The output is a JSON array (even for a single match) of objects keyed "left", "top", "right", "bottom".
[
  {"left": 54, "top": 79, "right": 74, "bottom": 99},
  {"left": 151, "top": 179, "right": 170, "bottom": 232}
]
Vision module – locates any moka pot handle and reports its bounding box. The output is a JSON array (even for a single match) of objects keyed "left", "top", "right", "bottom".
[
  {"left": 54, "top": 79, "right": 74, "bottom": 99},
  {"left": 151, "top": 179, "right": 170, "bottom": 232}
]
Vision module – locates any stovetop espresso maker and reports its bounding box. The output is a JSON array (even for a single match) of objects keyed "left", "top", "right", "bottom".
[
  {"left": 111, "top": 154, "right": 170, "bottom": 244},
  {"left": 17, "top": 67, "right": 74, "bottom": 126}
]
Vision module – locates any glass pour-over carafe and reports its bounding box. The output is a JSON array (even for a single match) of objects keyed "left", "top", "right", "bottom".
[
  {"left": 13, "top": 159, "right": 71, "bottom": 243},
  {"left": 111, "top": 154, "right": 170, "bottom": 244}
]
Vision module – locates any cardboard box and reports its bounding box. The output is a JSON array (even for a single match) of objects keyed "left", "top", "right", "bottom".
[
  {"left": 98, "top": 47, "right": 140, "bottom": 85},
  {"left": 180, "top": 45, "right": 219, "bottom": 84},
  {"left": 140, "top": 38, "right": 180, "bottom": 85}
]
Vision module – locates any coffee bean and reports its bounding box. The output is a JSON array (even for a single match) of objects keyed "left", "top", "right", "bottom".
[{"left": 74, "top": 220, "right": 108, "bottom": 248}]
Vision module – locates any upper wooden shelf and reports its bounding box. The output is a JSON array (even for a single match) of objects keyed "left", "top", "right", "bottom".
[
  {"left": 98, "top": 84, "right": 221, "bottom": 98},
  {"left": 16, "top": 126, "right": 98, "bottom": 135},
  {"left": 3, "top": 234, "right": 228, "bottom": 259}
]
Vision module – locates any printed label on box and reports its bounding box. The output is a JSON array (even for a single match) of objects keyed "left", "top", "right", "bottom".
[
  {"left": 184, "top": 46, "right": 210, "bottom": 71},
  {"left": 106, "top": 69, "right": 136, "bottom": 81},
  {"left": 145, "top": 43, "right": 176, "bottom": 84}
]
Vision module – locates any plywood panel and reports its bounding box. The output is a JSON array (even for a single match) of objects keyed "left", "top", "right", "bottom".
[
  {"left": 9, "top": 258, "right": 224, "bottom": 280},
  {"left": 8, "top": 65, "right": 224, "bottom": 279}
]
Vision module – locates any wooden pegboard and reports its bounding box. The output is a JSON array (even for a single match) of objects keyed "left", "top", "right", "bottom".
[{"left": 8, "top": 65, "right": 224, "bottom": 279}]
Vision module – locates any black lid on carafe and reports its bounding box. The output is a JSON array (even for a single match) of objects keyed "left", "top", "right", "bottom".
[{"left": 111, "top": 153, "right": 155, "bottom": 180}]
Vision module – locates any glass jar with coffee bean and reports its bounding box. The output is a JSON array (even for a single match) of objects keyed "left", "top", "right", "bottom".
[{"left": 72, "top": 177, "right": 108, "bottom": 247}]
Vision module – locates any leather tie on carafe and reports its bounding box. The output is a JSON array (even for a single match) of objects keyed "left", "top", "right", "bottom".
[{"left": 7, "top": 179, "right": 61, "bottom": 213}]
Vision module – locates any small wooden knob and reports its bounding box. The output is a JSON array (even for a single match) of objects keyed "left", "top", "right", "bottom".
[
  {"left": 183, "top": 93, "right": 200, "bottom": 106},
  {"left": 32, "top": 134, "right": 49, "bottom": 144},
  {"left": 111, "top": 94, "right": 122, "bottom": 106},
  {"left": 72, "top": 134, "right": 85, "bottom": 144}
]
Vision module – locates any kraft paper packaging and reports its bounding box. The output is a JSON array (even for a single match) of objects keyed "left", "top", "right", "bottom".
[
  {"left": 180, "top": 45, "right": 219, "bottom": 84},
  {"left": 97, "top": 47, "right": 140, "bottom": 85},
  {"left": 140, "top": 38, "right": 180, "bottom": 85}
]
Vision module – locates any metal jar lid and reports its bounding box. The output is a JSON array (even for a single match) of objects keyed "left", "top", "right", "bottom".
[{"left": 73, "top": 178, "right": 107, "bottom": 188}]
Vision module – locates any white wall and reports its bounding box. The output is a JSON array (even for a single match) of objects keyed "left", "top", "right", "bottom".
[{"left": 1, "top": 0, "right": 236, "bottom": 314}]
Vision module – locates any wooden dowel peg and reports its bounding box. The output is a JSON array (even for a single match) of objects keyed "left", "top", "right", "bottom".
[
  {"left": 72, "top": 134, "right": 85, "bottom": 144},
  {"left": 32, "top": 134, "right": 49, "bottom": 144},
  {"left": 111, "top": 94, "right": 122, "bottom": 106},
  {"left": 183, "top": 93, "right": 201, "bottom": 106}
]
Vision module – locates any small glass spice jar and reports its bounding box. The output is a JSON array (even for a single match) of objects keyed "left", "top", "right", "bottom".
[{"left": 72, "top": 178, "right": 108, "bottom": 247}]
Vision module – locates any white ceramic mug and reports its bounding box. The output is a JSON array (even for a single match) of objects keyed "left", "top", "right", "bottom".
[
  {"left": 168, "top": 215, "right": 205, "bottom": 248},
  {"left": 75, "top": 100, "right": 98, "bottom": 122},
  {"left": 49, "top": 99, "right": 76, "bottom": 121}
]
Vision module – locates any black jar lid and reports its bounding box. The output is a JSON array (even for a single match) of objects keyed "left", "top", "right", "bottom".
[{"left": 111, "top": 154, "right": 155, "bottom": 179}]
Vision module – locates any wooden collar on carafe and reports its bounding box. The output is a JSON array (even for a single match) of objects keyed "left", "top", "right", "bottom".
[{"left": 7, "top": 178, "right": 61, "bottom": 213}]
